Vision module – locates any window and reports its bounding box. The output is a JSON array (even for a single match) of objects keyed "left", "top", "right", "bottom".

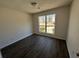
[
  {"left": 39, "top": 16, "right": 45, "bottom": 32},
  {"left": 39, "top": 14, "right": 56, "bottom": 34},
  {"left": 47, "top": 14, "right": 56, "bottom": 34}
]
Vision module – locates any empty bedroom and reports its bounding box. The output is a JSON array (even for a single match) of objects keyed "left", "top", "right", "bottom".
[{"left": 0, "top": 0, "right": 79, "bottom": 58}]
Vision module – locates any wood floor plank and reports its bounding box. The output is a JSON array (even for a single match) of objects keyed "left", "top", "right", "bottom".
[{"left": 1, "top": 34, "right": 69, "bottom": 58}]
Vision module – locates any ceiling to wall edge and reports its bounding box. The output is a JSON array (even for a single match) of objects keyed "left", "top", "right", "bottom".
[
  {"left": 0, "top": 5, "right": 31, "bottom": 15},
  {"left": 0, "top": 1, "right": 72, "bottom": 15},
  {"left": 32, "top": 3, "right": 72, "bottom": 15}
]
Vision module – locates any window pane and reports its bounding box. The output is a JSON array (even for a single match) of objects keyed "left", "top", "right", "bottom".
[
  {"left": 47, "top": 14, "right": 56, "bottom": 34},
  {"left": 39, "top": 16, "right": 45, "bottom": 32}
]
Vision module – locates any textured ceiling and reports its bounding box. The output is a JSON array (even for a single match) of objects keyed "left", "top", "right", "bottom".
[{"left": 0, "top": 0, "right": 72, "bottom": 13}]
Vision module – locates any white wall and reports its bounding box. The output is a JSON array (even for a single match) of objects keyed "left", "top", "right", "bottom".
[
  {"left": 67, "top": 0, "right": 79, "bottom": 58},
  {"left": 0, "top": 7, "right": 32, "bottom": 49},
  {"left": 32, "top": 5, "right": 70, "bottom": 40}
]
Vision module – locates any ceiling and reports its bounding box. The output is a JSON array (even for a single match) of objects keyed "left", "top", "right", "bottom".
[{"left": 0, "top": 0, "right": 72, "bottom": 13}]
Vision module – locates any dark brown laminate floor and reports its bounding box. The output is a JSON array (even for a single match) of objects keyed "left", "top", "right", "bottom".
[{"left": 1, "top": 34, "right": 69, "bottom": 58}]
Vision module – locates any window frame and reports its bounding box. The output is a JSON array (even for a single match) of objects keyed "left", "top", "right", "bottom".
[{"left": 38, "top": 14, "right": 56, "bottom": 35}]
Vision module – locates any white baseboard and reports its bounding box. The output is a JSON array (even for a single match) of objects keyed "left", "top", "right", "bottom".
[
  {"left": 0, "top": 33, "right": 33, "bottom": 49},
  {"left": 34, "top": 33, "right": 65, "bottom": 40},
  {"left": 0, "top": 50, "right": 2, "bottom": 58}
]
